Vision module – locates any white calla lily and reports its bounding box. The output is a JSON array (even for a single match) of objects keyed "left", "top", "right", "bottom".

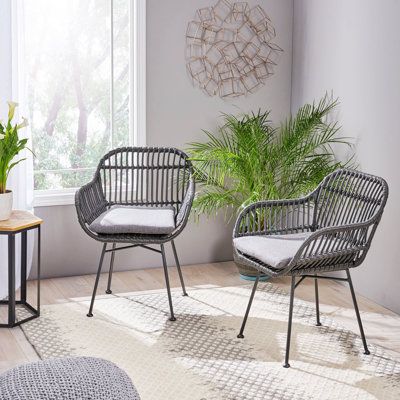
[
  {"left": 7, "top": 101, "right": 18, "bottom": 121},
  {"left": 17, "top": 117, "right": 29, "bottom": 130}
]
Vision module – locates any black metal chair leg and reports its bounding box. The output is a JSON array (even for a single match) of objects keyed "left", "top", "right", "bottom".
[
  {"left": 106, "top": 243, "right": 116, "bottom": 294},
  {"left": 171, "top": 240, "right": 188, "bottom": 296},
  {"left": 237, "top": 274, "right": 259, "bottom": 339},
  {"left": 161, "top": 244, "right": 176, "bottom": 321},
  {"left": 87, "top": 243, "right": 107, "bottom": 317},
  {"left": 346, "top": 269, "right": 370, "bottom": 355},
  {"left": 284, "top": 276, "right": 296, "bottom": 368},
  {"left": 314, "top": 276, "right": 321, "bottom": 326}
]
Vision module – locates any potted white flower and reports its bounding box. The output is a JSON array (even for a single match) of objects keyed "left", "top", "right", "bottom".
[{"left": 0, "top": 101, "right": 30, "bottom": 220}]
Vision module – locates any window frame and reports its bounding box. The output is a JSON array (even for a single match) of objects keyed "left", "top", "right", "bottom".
[{"left": 32, "top": 0, "right": 146, "bottom": 207}]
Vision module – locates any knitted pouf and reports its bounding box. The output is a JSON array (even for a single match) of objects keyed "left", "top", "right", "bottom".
[{"left": 0, "top": 357, "right": 141, "bottom": 400}]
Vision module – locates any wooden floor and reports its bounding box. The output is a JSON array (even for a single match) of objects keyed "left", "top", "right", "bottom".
[{"left": 1, "top": 261, "right": 400, "bottom": 373}]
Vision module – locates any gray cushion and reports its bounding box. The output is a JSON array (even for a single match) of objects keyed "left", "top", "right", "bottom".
[
  {"left": 233, "top": 232, "right": 312, "bottom": 269},
  {"left": 90, "top": 205, "right": 176, "bottom": 235},
  {"left": 0, "top": 357, "right": 140, "bottom": 400}
]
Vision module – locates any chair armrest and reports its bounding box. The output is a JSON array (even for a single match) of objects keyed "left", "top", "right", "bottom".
[
  {"left": 75, "top": 175, "right": 108, "bottom": 227},
  {"left": 284, "top": 220, "right": 375, "bottom": 274},
  {"left": 176, "top": 177, "right": 195, "bottom": 228},
  {"left": 233, "top": 194, "right": 316, "bottom": 238}
]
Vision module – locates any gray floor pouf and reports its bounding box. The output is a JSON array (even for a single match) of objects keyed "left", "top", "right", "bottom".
[{"left": 0, "top": 357, "right": 141, "bottom": 400}]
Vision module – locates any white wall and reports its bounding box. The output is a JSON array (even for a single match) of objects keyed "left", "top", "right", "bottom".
[
  {"left": 31, "top": 0, "right": 294, "bottom": 278},
  {"left": 292, "top": 0, "right": 400, "bottom": 313}
]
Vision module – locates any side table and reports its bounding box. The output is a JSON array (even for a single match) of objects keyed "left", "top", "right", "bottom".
[{"left": 0, "top": 210, "right": 42, "bottom": 328}]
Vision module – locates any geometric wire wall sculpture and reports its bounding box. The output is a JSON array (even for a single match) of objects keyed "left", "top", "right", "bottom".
[{"left": 186, "top": 0, "right": 283, "bottom": 98}]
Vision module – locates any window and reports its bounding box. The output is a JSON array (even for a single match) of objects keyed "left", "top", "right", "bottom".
[{"left": 21, "top": 0, "right": 145, "bottom": 206}]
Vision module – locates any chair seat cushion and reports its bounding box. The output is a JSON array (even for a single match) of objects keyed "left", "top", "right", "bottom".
[
  {"left": 89, "top": 205, "right": 176, "bottom": 235},
  {"left": 233, "top": 232, "right": 312, "bottom": 270}
]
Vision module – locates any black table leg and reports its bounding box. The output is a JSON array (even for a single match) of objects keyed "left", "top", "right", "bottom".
[
  {"left": 8, "top": 234, "right": 15, "bottom": 327},
  {"left": 0, "top": 224, "right": 42, "bottom": 328},
  {"left": 21, "top": 231, "right": 27, "bottom": 303}
]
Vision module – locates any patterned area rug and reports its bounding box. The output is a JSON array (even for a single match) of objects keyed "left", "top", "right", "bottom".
[{"left": 22, "top": 283, "right": 400, "bottom": 400}]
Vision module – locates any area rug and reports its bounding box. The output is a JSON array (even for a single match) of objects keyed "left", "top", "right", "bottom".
[{"left": 22, "top": 283, "right": 400, "bottom": 400}]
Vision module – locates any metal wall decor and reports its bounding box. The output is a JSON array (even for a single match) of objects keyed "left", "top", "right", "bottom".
[{"left": 186, "top": 0, "right": 282, "bottom": 98}]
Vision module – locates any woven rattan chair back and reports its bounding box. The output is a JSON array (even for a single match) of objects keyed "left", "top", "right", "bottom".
[
  {"left": 290, "top": 169, "right": 389, "bottom": 273},
  {"left": 96, "top": 147, "right": 193, "bottom": 213},
  {"left": 314, "top": 169, "right": 387, "bottom": 229}
]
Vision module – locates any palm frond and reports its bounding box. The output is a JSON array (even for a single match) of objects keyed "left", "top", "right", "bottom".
[{"left": 186, "top": 93, "right": 354, "bottom": 220}]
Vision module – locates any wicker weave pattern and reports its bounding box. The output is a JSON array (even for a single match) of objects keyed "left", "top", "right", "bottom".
[
  {"left": 0, "top": 357, "right": 140, "bottom": 400},
  {"left": 75, "top": 147, "right": 195, "bottom": 244},
  {"left": 233, "top": 169, "right": 388, "bottom": 277}
]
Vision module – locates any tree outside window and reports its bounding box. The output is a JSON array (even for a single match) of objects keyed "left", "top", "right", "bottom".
[{"left": 24, "top": 0, "right": 131, "bottom": 191}]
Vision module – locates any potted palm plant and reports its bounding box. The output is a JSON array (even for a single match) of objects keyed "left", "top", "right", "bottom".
[
  {"left": 0, "top": 102, "right": 30, "bottom": 221},
  {"left": 187, "top": 95, "right": 353, "bottom": 279}
]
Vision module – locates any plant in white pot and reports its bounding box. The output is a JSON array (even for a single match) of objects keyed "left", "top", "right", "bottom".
[{"left": 0, "top": 102, "right": 30, "bottom": 221}]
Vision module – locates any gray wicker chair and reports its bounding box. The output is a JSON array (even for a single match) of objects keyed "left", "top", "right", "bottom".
[
  {"left": 75, "top": 147, "right": 195, "bottom": 321},
  {"left": 233, "top": 169, "right": 388, "bottom": 367}
]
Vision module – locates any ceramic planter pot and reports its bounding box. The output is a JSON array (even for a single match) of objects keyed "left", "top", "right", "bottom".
[
  {"left": 0, "top": 190, "right": 13, "bottom": 221},
  {"left": 235, "top": 262, "right": 269, "bottom": 281}
]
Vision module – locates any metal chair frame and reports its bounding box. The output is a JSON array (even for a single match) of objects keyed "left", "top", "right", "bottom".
[
  {"left": 233, "top": 169, "right": 389, "bottom": 367},
  {"left": 75, "top": 147, "right": 195, "bottom": 321}
]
